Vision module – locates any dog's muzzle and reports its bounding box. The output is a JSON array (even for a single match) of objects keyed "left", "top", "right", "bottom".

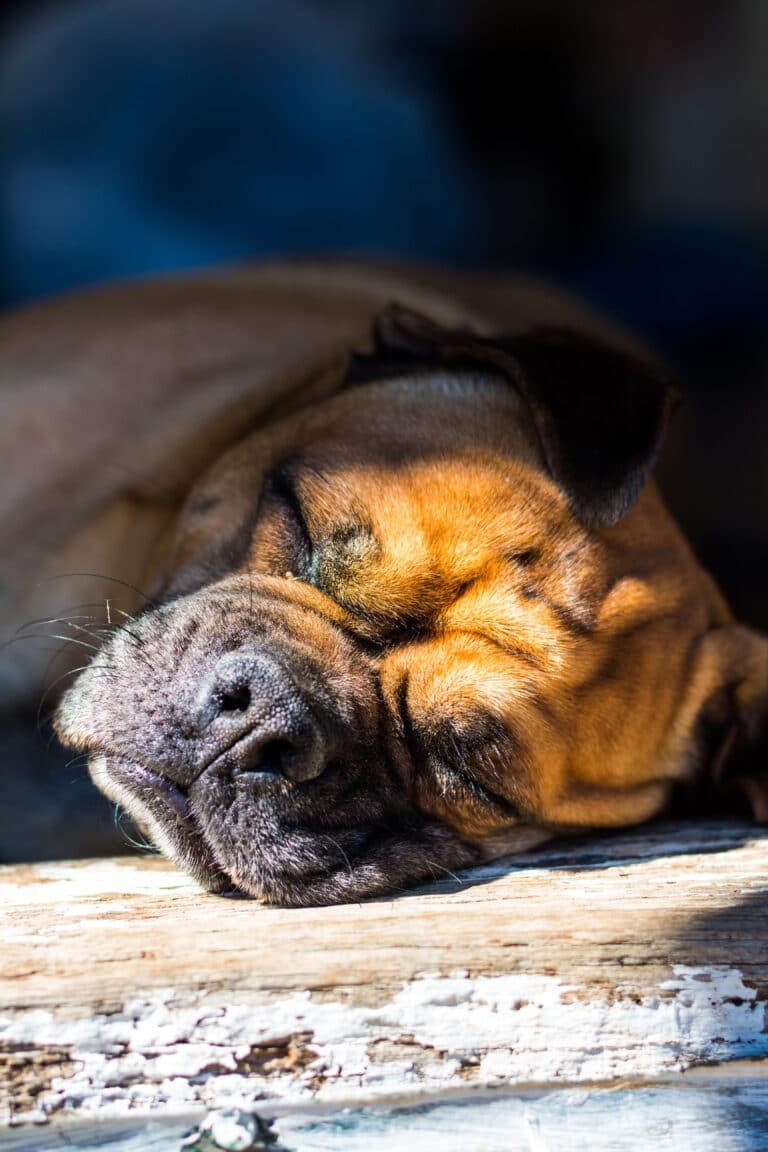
[{"left": 53, "top": 575, "right": 405, "bottom": 897}]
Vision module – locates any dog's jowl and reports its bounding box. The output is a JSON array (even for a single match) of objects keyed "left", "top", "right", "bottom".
[{"left": 3, "top": 264, "right": 767, "bottom": 903}]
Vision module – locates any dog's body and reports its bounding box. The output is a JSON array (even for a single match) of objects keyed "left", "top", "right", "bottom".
[{"left": 3, "top": 261, "right": 766, "bottom": 903}]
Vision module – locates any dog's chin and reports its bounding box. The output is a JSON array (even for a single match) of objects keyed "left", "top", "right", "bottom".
[{"left": 88, "top": 753, "right": 488, "bottom": 906}]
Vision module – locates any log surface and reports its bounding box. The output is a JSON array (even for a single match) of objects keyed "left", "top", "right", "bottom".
[{"left": 1, "top": 821, "right": 767, "bottom": 1140}]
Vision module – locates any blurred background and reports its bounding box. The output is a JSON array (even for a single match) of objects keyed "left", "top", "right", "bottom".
[
  {"left": 1, "top": 0, "right": 767, "bottom": 856},
  {"left": 2, "top": 0, "right": 767, "bottom": 625}
]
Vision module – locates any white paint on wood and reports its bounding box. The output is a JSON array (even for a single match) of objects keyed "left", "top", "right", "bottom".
[
  {"left": 2, "top": 823, "right": 767, "bottom": 1132},
  {"left": 2, "top": 963, "right": 765, "bottom": 1124}
]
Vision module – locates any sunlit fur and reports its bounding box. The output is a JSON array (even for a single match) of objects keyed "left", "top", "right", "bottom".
[{"left": 55, "top": 366, "right": 768, "bottom": 905}]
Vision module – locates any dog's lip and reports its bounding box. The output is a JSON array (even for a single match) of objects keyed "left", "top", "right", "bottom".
[
  {"left": 96, "top": 753, "right": 232, "bottom": 892},
  {"left": 94, "top": 751, "right": 201, "bottom": 837},
  {"left": 128, "top": 763, "right": 197, "bottom": 829}
]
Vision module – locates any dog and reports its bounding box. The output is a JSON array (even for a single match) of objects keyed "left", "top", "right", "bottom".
[{"left": 2, "top": 261, "right": 766, "bottom": 904}]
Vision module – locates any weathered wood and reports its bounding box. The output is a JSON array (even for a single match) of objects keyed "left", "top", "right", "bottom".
[{"left": 1, "top": 821, "right": 767, "bottom": 1142}]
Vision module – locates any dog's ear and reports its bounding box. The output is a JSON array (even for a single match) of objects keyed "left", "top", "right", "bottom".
[
  {"left": 670, "top": 623, "right": 768, "bottom": 823},
  {"left": 346, "top": 304, "right": 678, "bottom": 527}
]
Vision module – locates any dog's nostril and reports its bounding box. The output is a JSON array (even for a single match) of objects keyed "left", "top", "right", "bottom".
[
  {"left": 249, "top": 738, "right": 295, "bottom": 776},
  {"left": 234, "top": 732, "right": 327, "bottom": 782},
  {"left": 217, "top": 684, "right": 252, "bottom": 713}
]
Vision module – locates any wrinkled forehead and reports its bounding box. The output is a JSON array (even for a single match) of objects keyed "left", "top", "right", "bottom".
[
  {"left": 185, "top": 371, "right": 545, "bottom": 510},
  {"left": 167, "top": 371, "right": 594, "bottom": 611},
  {"left": 316, "top": 371, "right": 541, "bottom": 463}
]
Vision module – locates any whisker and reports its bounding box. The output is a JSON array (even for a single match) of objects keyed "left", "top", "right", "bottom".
[
  {"left": 0, "top": 631, "right": 102, "bottom": 655},
  {"left": 63, "top": 750, "right": 91, "bottom": 784},
  {"left": 114, "top": 807, "right": 159, "bottom": 854},
  {"left": 100, "top": 606, "right": 155, "bottom": 663},
  {"left": 8, "top": 601, "right": 150, "bottom": 671},
  {"left": 65, "top": 600, "right": 136, "bottom": 622},
  {"left": 16, "top": 602, "right": 138, "bottom": 635},
  {"left": 64, "top": 752, "right": 89, "bottom": 771},
  {"left": 117, "top": 624, "right": 145, "bottom": 649},
  {"left": 53, "top": 619, "right": 111, "bottom": 647},
  {"left": 13, "top": 613, "right": 101, "bottom": 636},
  {"left": 39, "top": 572, "right": 158, "bottom": 607},
  {"left": 85, "top": 620, "right": 148, "bottom": 659},
  {"left": 99, "top": 598, "right": 148, "bottom": 655},
  {"left": 112, "top": 607, "right": 138, "bottom": 622},
  {"left": 423, "top": 858, "right": 463, "bottom": 885},
  {"left": 45, "top": 633, "right": 102, "bottom": 653},
  {"left": 321, "top": 834, "right": 354, "bottom": 878}
]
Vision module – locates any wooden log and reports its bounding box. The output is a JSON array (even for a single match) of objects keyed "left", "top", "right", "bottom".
[{"left": 1, "top": 821, "right": 767, "bottom": 1145}]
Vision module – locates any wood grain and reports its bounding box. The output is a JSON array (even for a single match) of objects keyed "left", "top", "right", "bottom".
[{"left": 1, "top": 821, "right": 767, "bottom": 1139}]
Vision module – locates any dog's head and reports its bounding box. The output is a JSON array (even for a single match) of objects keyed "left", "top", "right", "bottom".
[{"left": 55, "top": 307, "right": 768, "bottom": 904}]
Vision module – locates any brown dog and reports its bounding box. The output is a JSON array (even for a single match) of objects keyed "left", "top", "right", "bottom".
[{"left": 2, "top": 261, "right": 766, "bottom": 903}]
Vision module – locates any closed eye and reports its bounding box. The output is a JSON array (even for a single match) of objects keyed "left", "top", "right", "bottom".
[
  {"left": 259, "top": 461, "right": 314, "bottom": 579},
  {"left": 258, "top": 461, "right": 382, "bottom": 606}
]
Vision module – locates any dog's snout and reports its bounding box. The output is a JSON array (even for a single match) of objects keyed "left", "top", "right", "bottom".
[{"left": 195, "top": 648, "right": 328, "bottom": 784}]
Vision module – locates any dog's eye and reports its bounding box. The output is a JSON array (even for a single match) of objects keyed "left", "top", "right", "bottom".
[{"left": 259, "top": 463, "right": 314, "bottom": 578}]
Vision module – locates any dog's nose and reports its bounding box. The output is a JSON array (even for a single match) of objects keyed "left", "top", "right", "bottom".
[{"left": 194, "top": 648, "right": 328, "bottom": 783}]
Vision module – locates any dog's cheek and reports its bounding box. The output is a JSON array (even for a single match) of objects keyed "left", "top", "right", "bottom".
[
  {"left": 379, "top": 638, "right": 542, "bottom": 836},
  {"left": 674, "top": 623, "right": 768, "bottom": 822}
]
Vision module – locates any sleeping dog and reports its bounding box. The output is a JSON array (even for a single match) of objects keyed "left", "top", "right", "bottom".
[{"left": 2, "top": 261, "right": 766, "bottom": 903}]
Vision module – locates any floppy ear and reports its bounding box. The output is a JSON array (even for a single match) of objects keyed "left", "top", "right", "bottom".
[
  {"left": 346, "top": 304, "right": 678, "bottom": 527},
  {"left": 672, "top": 623, "right": 768, "bottom": 823}
]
